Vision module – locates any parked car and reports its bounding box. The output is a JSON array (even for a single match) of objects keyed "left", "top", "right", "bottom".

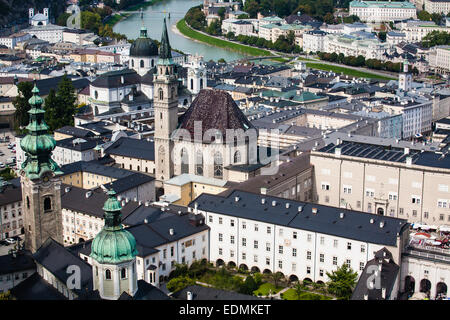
[
  {"left": 5, "top": 238, "right": 16, "bottom": 244},
  {"left": 0, "top": 163, "right": 5, "bottom": 168},
  {"left": 0, "top": 240, "right": 8, "bottom": 246}
]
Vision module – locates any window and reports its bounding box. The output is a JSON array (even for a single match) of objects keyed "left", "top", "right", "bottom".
[
  {"left": 266, "top": 243, "right": 270, "bottom": 252},
  {"left": 218, "top": 248, "right": 222, "bottom": 255},
  {"left": 242, "top": 221, "right": 246, "bottom": 229},
  {"left": 293, "top": 231, "right": 297, "bottom": 239},
  {"left": 292, "top": 263, "right": 296, "bottom": 271},
  {"left": 361, "top": 245, "right": 365, "bottom": 253},
  {"left": 307, "top": 234, "right": 312, "bottom": 242},
  {"left": 105, "top": 269, "right": 111, "bottom": 280},
  {"left": 230, "top": 236, "right": 235, "bottom": 244},
  {"left": 254, "top": 240, "right": 258, "bottom": 249},
  {"left": 365, "top": 189, "right": 374, "bottom": 197},
  {"left": 389, "top": 193, "right": 398, "bottom": 201},
  {"left": 346, "top": 259, "right": 351, "bottom": 268},
  {"left": 242, "top": 238, "right": 246, "bottom": 247},
  {"left": 267, "top": 226, "right": 271, "bottom": 234},
  {"left": 230, "top": 250, "right": 234, "bottom": 258},
  {"left": 440, "top": 214, "right": 444, "bottom": 221},
  {"left": 163, "top": 249, "right": 167, "bottom": 259},
  {"left": 242, "top": 252, "right": 246, "bottom": 260},
  {"left": 412, "top": 196, "right": 421, "bottom": 204},
  {"left": 292, "top": 248, "right": 297, "bottom": 257},
  {"left": 180, "top": 148, "right": 189, "bottom": 174},
  {"left": 357, "top": 201, "right": 361, "bottom": 208},
  {"left": 213, "top": 152, "right": 223, "bottom": 179},
  {"left": 254, "top": 224, "right": 258, "bottom": 232},
  {"left": 343, "top": 186, "right": 352, "bottom": 194},
  {"left": 321, "top": 183, "right": 330, "bottom": 191},
  {"left": 195, "top": 150, "right": 203, "bottom": 176},
  {"left": 171, "top": 246, "right": 174, "bottom": 257},
  {"left": 230, "top": 220, "right": 235, "bottom": 227},
  {"left": 347, "top": 242, "right": 352, "bottom": 250},
  {"left": 319, "top": 253, "right": 324, "bottom": 263},
  {"left": 218, "top": 233, "right": 223, "bottom": 242},
  {"left": 219, "top": 217, "right": 222, "bottom": 225},
  {"left": 306, "top": 266, "right": 311, "bottom": 274},
  {"left": 254, "top": 255, "right": 258, "bottom": 263},
  {"left": 233, "top": 150, "right": 241, "bottom": 163},
  {"left": 121, "top": 268, "right": 127, "bottom": 279},
  {"left": 44, "top": 197, "right": 51, "bottom": 212},
  {"left": 266, "top": 257, "right": 270, "bottom": 266},
  {"left": 279, "top": 228, "right": 283, "bottom": 236},
  {"left": 306, "top": 251, "right": 311, "bottom": 260},
  {"left": 360, "top": 262, "right": 365, "bottom": 271},
  {"left": 333, "top": 239, "right": 338, "bottom": 248},
  {"left": 278, "top": 260, "right": 283, "bottom": 269},
  {"left": 279, "top": 245, "right": 283, "bottom": 254},
  {"left": 320, "top": 236, "right": 324, "bottom": 245},
  {"left": 159, "top": 88, "right": 163, "bottom": 100},
  {"left": 209, "top": 216, "right": 213, "bottom": 223},
  {"left": 319, "top": 269, "right": 324, "bottom": 277},
  {"left": 333, "top": 256, "right": 337, "bottom": 265}
]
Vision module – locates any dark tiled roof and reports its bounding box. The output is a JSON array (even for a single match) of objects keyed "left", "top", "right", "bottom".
[
  {"left": 11, "top": 273, "right": 66, "bottom": 300},
  {"left": 55, "top": 126, "right": 95, "bottom": 139},
  {"left": 133, "top": 280, "right": 171, "bottom": 300},
  {"left": 33, "top": 238, "right": 93, "bottom": 295},
  {"left": 56, "top": 137, "right": 98, "bottom": 151},
  {"left": 172, "top": 285, "right": 262, "bottom": 300},
  {"left": 190, "top": 191, "right": 409, "bottom": 247},
  {"left": 177, "top": 89, "right": 254, "bottom": 139},
  {"left": 351, "top": 248, "right": 400, "bottom": 300},
  {"left": 103, "top": 172, "right": 155, "bottom": 194},
  {"left": 61, "top": 185, "right": 142, "bottom": 219},
  {"left": 91, "top": 69, "right": 141, "bottom": 89},
  {"left": 105, "top": 137, "right": 155, "bottom": 161},
  {"left": 0, "top": 250, "right": 35, "bottom": 275},
  {"left": 0, "top": 184, "right": 22, "bottom": 206}
]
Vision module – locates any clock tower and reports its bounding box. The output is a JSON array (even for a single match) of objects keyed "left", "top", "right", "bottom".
[{"left": 20, "top": 82, "right": 63, "bottom": 253}]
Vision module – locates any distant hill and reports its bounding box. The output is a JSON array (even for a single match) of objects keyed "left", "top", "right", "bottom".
[{"left": 0, "top": 0, "right": 66, "bottom": 28}]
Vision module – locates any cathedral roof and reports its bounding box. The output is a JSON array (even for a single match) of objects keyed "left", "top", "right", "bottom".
[
  {"left": 176, "top": 89, "right": 254, "bottom": 140},
  {"left": 91, "top": 69, "right": 141, "bottom": 89},
  {"left": 130, "top": 26, "right": 158, "bottom": 58}
]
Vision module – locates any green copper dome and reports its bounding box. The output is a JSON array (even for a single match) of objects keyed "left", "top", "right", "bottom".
[
  {"left": 90, "top": 190, "right": 138, "bottom": 264},
  {"left": 20, "top": 82, "right": 62, "bottom": 180}
]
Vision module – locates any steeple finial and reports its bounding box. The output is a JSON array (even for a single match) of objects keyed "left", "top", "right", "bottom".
[{"left": 159, "top": 17, "right": 173, "bottom": 63}]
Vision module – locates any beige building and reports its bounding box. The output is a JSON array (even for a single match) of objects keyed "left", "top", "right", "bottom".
[
  {"left": 311, "top": 135, "right": 450, "bottom": 226},
  {"left": 424, "top": 0, "right": 450, "bottom": 14}
]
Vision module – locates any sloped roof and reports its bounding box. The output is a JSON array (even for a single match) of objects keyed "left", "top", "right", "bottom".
[{"left": 177, "top": 89, "right": 254, "bottom": 139}]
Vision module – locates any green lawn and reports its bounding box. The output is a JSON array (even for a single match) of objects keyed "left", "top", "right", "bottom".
[
  {"left": 305, "top": 62, "right": 396, "bottom": 80},
  {"left": 282, "top": 288, "right": 332, "bottom": 300},
  {"left": 253, "top": 283, "right": 283, "bottom": 296},
  {"left": 176, "top": 19, "right": 272, "bottom": 58},
  {"left": 105, "top": 14, "right": 130, "bottom": 27}
]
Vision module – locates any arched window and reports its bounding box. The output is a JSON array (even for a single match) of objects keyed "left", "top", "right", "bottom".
[
  {"left": 105, "top": 269, "right": 111, "bottom": 280},
  {"left": 131, "top": 59, "right": 134, "bottom": 68},
  {"left": 44, "top": 197, "right": 51, "bottom": 212},
  {"left": 121, "top": 268, "right": 127, "bottom": 279},
  {"left": 94, "top": 91, "right": 98, "bottom": 100},
  {"left": 159, "top": 88, "right": 163, "bottom": 100},
  {"left": 200, "top": 78, "right": 203, "bottom": 89},
  {"left": 195, "top": 150, "right": 203, "bottom": 176},
  {"left": 190, "top": 79, "right": 194, "bottom": 90},
  {"left": 234, "top": 150, "right": 241, "bottom": 163},
  {"left": 140, "top": 59, "right": 144, "bottom": 68},
  {"left": 180, "top": 148, "right": 189, "bottom": 174},
  {"left": 214, "top": 152, "right": 223, "bottom": 179},
  {"left": 26, "top": 196, "right": 30, "bottom": 209}
]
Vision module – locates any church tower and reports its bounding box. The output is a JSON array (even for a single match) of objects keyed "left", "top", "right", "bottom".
[
  {"left": 20, "top": 83, "right": 63, "bottom": 253},
  {"left": 154, "top": 18, "right": 179, "bottom": 182},
  {"left": 398, "top": 60, "right": 412, "bottom": 92},
  {"left": 187, "top": 55, "right": 207, "bottom": 95},
  {"left": 90, "top": 190, "right": 138, "bottom": 300}
]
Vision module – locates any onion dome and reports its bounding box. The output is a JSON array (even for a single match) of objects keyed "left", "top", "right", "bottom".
[
  {"left": 20, "top": 82, "right": 62, "bottom": 180},
  {"left": 90, "top": 190, "right": 138, "bottom": 264},
  {"left": 129, "top": 26, "right": 158, "bottom": 57}
]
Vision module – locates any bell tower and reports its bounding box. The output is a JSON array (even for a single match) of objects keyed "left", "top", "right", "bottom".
[
  {"left": 20, "top": 82, "right": 63, "bottom": 253},
  {"left": 154, "top": 18, "right": 179, "bottom": 183}
]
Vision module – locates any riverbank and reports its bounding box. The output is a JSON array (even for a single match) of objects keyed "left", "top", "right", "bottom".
[
  {"left": 105, "top": 13, "right": 131, "bottom": 27},
  {"left": 124, "top": 0, "right": 165, "bottom": 12},
  {"left": 176, "top": 18, "right": 272, "bottom": 58}
]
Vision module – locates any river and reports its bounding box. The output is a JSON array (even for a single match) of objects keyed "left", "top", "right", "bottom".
[{"left": 113, "top": 0, "right": 247, "bottom": 62}]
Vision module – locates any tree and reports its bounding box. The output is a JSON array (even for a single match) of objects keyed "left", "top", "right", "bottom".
[
  {"left": 418, "top": 10, "right": 431, "bottom": 21},
  {"left": 243, "top": 0, "right": 260, "bottom": 18},
  {"left": 56, "top": 12, "right": 71, "bottom": 26},
  {"left": 218, "top": 7, "right": 226, "bottom": 20},
  {"left": 218, "top": 58, "right": 226, "bottom": 63},
  {"left": 324, "top": 12, "right": 335, "bottom": 24},
  {"left": 166, "top": 276, "right": 195, "bottom": 293},
  {"left": 13, "top": 81, "right": 34, "bottom": 132},
  {"left": 81, "top": 10, "right": 102, "bottom": 33},
  {"left": 43, "top": 89, "right": 59, "bottom": 132},
  {"left": 239, "top": 275, "right": 258, "bottom": 295},
  {"left": 269, "top": 271, "right": 284, "bottom": 288},
  {"left": 378, "top": 31, "right": 386, "bottom": 42},
  {"left": 326, "top": 263, "right": 358, "bottom": 299},
  {"left": 431, "top": 12, "right": 443, "bottom": 25},
  {"left": 0, "top": 168, "right": 16, "bottom": 180},
  {"left": 0, "top": 291, "right": 14, "bottom": 300}
]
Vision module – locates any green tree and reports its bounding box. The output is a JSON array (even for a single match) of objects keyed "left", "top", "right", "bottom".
[
  {"left": 243, "top": 0, "right": 260, "bottom": 18},
  {"left": 239, "top": 275, "right": 258, "bottom": 295},
  {"left": 81, "top": 11, "right": 102, "bottom": 33},
  {"left": 13, "top": 81, "right": 34, "bottom": 132},
  {"left": 0, "top": 168, "right": 16, "bottom": 180},
  {"left": 269, "top": 271, "right": 285, "bottom": 288},
  {"left": 418, "top": 10, "right": 431, "bottom": 21},
  {"left": 378, "top": 31, "right": 386, "bottom": 42},
  {"left": 326, "top": 263, "right": 358, "bottom": 299},
  {"left": 56, "top": 12, "right": 71, "bottom": 26},
  {"left": 218, "top": 58, "right": 226, "bottom": 63},
  {"left": 324, "top": 12, "right": 335, "bottom": 24},
  {"left": 0, "top": 291, "right": 14, "bottom": 300},
  {"left": 166, "top": 276, "right": 195, "bottom": 293},
  {"left": 218, "top": 7, "right": 226, "bottom": 20},
  {"left": 431, "top": 12, "right": 443, "bottom": 25}
]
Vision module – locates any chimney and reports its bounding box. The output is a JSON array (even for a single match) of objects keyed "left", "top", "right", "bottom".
[
  {"left": 261, "top": 198, "right": 266, "bottom": 204},
  {"left": 340, "top": 212, "right": 345, "bottom": 219},
  {"left": 169, "top": 228, "right": 174, "bottom": 236},
  {"left": 285, "top": 203, "right": 290, "bottom": 209},
  {"left": 145, "top": 201, "right": 149, "bottom": 207},
  {"left": 235, "top": 196, "right": 240, "bottom": 202},
  {"left": 194, "top": 202, "right": 198, "bottom": 214},
  {"left": 312, "top": 207, "right": 318, "bottom": 214},
  {"left": 272, "top": 200, "right": 277, "bottom": 207},
  {"left": 370, "top": 218, "right": 374, "bottom": 224},
  {"left": 335, "top": 148, "right": 341, "bottom": 156},
  {"left": 298, "top": 205, "right": 303, "bottom": 212},
  {"left": 406, "top": 156, "right": 412, "bottom": 166},
  {"left": 404, "top": 147, "right": 409, "bottom": 155},
  {"left": 187, "top": 291, "right": 193, "bottom": 300},
  {"left": 379, "top": 221, "right": 385, "bottom": 228},
  {"left": 65, "top": 186, "right": 71, "bottom": 193}
]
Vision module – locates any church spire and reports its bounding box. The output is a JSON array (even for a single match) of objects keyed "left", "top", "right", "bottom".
[
  {"left": 20, "top": 81, "right": 62, "bottom": 180},
  {"left": 158, "top": 17, "right": 173, "bottom": 64}
]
